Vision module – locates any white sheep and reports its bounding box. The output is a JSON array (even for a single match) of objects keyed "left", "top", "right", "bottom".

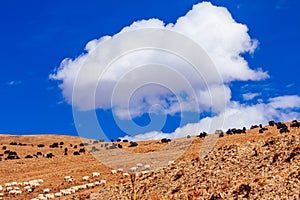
[
  {"left": 0, "top": 186, "right": 2, "bottom": 191},
  {"left": 123, "top": 172, "right": 129, "bottom": 177},
  {"left": 67, "top": 178, "right": 75, "bottom": 183},
  {"left": 17, "top": 182, "right": 23, "bottom": 186},
  {"left": 168, "top": 160, "right": 174, "bottom": 165},
  {"left": 64, "top": 176, "right": 71, "bottom": 181},
  {"left": 14, "top": 187, "right": 20, "bottom": 190},
  {"left": 100, "top": 180, "right": 106, "bottom": 185},
  {"left": 80, "top": 184, "right": 87, "bottom": 189},
  {"left": 5, "top": 183, "right": 11, "bottom": 187},
  {"left": 64, "top": 190, "right": 71, "bottom": 195},
  {"left": 0, "top": 193, "right": 3, "bottom": 197},
  {"left": 9, "top": 189, "right": 16, "bottom": 195},
  {"left": 144, "top": 164, "right": 151, "bottom": 170},
  {"left": 24, "top": 186, "right": 32, "bottom": 193},
  {"left": 37, "top": 179, "right": 44, "bottom": 183},
  {"left": 31, "top": 198, "right": 39, "bottom": 200},
  {"left": 142, "top": 170, "right": 149, "bottom": 175},
  {"left": 135, "top": 172, "right": 141, "bottom": 177},
  {"left": 43, "top": 188, "right": 50, "bottom": 194},
  {"left": 82, "top": 176, "right": 89, "bottom": 181},
  {"left": 136, "top": 163, "right": 143, "bottom": 168},
  {"left": 94, "top": 181, "right": 100, "bottom": 186},
  {"left": 71, "top": 186, "right": 79, "bottom": 191},
  {"left": 24, "top": 185, "right": 31, "bottom": 190},
  {"left": 66, "top": 188, "right": 75, "bottom": 194},
  {"left": 117, "top": 168, "right": 124, "bottom": 172},
  {"left": 111, "top": 169, "right": 117, "bottom": 174},
  {"left": 23, "top": 182, "right": 30, "bottom": 186},
  {"left": 29, "top": 180, "right": 39, "bottom": 186},
  {"left": 11, "top": 182, "right": 17, "bottom": 186},
  {"left": 92, "top": 172, "right": 100, "bottom": 177},
  {"left": 45, "top": 193, "right": 55, "bottom": 199},
  {"left": 31, "top": 182, "right": 40, "bottom": 188},
  {"left": 15, "top": 190, "right": 22, "bottom": 195},
  {"left": 6, "top": 186, "right": 13, "bottom": 191},
  {"left": 130, "top": 167, "right": 137, "bottom": 172},
  {"left": 86, "top": 183, "right": 95, "bottom": 188},
  {"left": 54, "top": 192, "right": 62, "bottom": 197}
]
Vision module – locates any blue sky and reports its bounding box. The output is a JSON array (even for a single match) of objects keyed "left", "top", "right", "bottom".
[{"left": 0, "top": 0, "right": 299, "bottom": 140}]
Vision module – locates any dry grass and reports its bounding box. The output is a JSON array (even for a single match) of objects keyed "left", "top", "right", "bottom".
[{"left": 0, "top": 121, "right": 299, "bottom": 199}]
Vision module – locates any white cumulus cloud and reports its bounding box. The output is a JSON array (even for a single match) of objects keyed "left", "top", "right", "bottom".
[
  {"left": 49, "top": 2, "right": 300, "bottom": 141},
  {"left": 50, "top": 2, "right": 268, "bottom": 119}
]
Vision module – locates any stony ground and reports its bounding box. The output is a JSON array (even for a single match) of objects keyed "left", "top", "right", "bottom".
[
  {"left": 91, "top": 122, "right": 300, "bottom": 200},
  {"left": 0, "top": 121, "right": 299, "bottom": 199}
]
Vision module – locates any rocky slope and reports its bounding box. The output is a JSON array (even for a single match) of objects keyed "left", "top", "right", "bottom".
[
  {"left": 0, "top": 121, "right": 299, "bottom": 199},
  {"left": 91, "top": 124, "right": 300, "bottom": 199}
]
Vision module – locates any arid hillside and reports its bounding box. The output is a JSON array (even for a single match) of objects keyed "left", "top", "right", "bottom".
[{"left": 0, "top": 120, "right": 300, "bottom": 200}]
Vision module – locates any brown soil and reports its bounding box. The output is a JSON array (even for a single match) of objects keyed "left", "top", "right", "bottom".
[{"left": 0, "top": 121, "right": 299, "bottom": 199}]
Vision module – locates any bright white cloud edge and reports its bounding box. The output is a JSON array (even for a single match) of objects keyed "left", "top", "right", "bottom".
[{"left": 122, "top": 95, "right": 300, "bottom": 141}]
